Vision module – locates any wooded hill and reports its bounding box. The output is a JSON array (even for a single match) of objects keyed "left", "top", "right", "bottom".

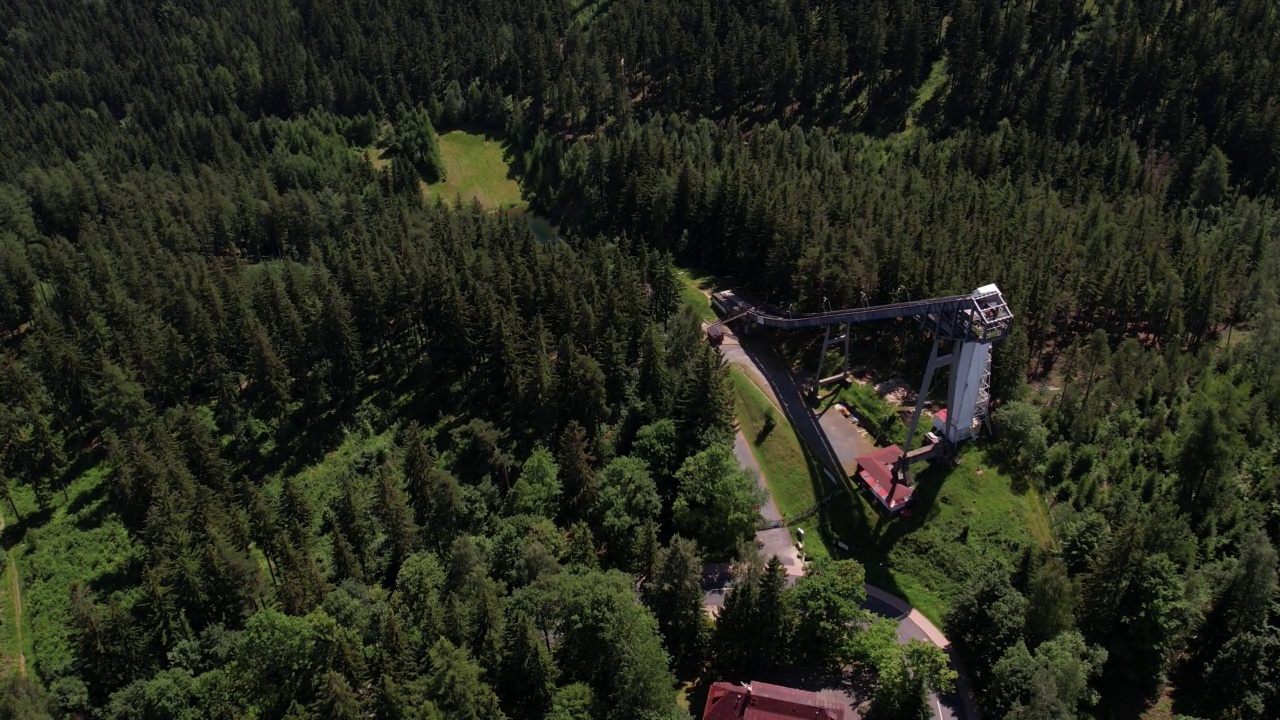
[{"left": 0, "top": 0, "right": 1278, "bottom": 718}]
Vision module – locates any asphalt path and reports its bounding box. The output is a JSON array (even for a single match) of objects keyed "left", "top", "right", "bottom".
[{"left": 708, "top": 322, "right": 971, "bottom": 720}]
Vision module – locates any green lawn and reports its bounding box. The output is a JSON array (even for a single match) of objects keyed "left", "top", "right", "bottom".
[
  {"left": 676, "top": 268, "right": 725, "bottom": 323},
  {"left": 729, "top": 369, "right": 828, "bottom": 518},
  {"left": 422, "top": 130, "right": 524, "bottom": 211},
  {"left": 907, "top": 58, "right": 949, "bottom": 128},
  {"left": 0, "top": 532, "right": 34, "bottom": 679},
  {"left": 727, "top": 365, "right": 1051, "bottom": 626}
]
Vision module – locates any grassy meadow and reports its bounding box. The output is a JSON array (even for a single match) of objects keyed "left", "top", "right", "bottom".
[{"left": 422, "top": 130, "right": 524, "bottom": 210}]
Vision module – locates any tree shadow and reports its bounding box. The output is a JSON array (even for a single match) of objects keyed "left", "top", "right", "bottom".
[
  {"left": 731, "top": 331, "right": 978, "bottom": 612},
  {"left": 66, "top": 477, "right": 108, "bottom": 517},
  {"left": 685, "top": 676, "right": 713, "bottom": 719},
  {"left": 754, "top": 422, "right": 775, "bottom": 446},
  {"left": 1, "top": 506, "right": 54, "bottom": 550},
  {"left": 91, "top": 558, "right": 142, "bottom": 596},
  {"left": 73, "top": 495, "right": 115, "bottom": 531}
]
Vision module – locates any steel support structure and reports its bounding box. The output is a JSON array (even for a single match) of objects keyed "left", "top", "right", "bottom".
[{"left": 713, "top": 285, "right": 1013, "bottom": 487}]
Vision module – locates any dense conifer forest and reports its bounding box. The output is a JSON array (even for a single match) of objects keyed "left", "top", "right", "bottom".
[{"left": 0, "top": 0, "right": 1277, "bottom": 718}]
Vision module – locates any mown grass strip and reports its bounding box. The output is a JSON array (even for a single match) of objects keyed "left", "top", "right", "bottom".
[{"left": 728, "top": 368, "right": 826, "bottom": 518}]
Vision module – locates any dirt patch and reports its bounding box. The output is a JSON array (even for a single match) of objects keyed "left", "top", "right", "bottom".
[{"left": 873, "top": 378, "right": 916, "bottom": 406}]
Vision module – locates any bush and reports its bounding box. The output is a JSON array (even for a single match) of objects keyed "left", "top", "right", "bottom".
[
  {"left": 838, "top": 383, "right": 907, "bottom": 447},
  {"left": 992, "top": 402, "right": 1048, "bottom": 474}
]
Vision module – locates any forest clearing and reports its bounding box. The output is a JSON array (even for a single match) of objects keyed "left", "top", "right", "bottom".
[{"left": 421, "top": 130, "right": 525, "bottom": 211}]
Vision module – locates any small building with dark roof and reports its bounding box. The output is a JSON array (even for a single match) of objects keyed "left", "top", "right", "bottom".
[
  {"left": 707, "top": 324, "right": 725, "bottom": 345},
  {"left": 702, "top": 681, "right": 846, "bottom": 720}
]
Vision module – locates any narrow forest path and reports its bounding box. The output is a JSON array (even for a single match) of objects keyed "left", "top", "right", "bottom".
[{"left": 0, "top": 515, "right": 26, "bottom": 677}]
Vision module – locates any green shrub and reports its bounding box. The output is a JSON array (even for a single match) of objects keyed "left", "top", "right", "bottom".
[{"left": 838, "top": 382, "right": 906, "bottom": 447}]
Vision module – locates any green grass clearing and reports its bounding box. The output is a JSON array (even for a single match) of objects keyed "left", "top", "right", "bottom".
[
  {"left": 675, "top": 268, "right": 729, "bottom": 323},
  {"left": 0, "top": 542, "right": 34, "bottom": 679},
  {"left": 365, "top": 146, "right": 390, "bottom": 171},
  {"left": 729, "top": 369, "right": 828, "bottom": 518},
  {"left": 728, "top": 364, "right": 1051, "bottom": 625},
  {"left": 907, "top": 59, "right": 949, "bottom": 128},
  {"left": 19, "top": 463, "right": 142, "bottom": 681},
  {"left": 422, "top": 130, "right": 524, "bottom": 211}
]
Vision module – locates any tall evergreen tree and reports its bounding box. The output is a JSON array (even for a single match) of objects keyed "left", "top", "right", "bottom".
[
  {"left": 496, "top": 613, "right": 558, "bottom": 720},
  {"left": 646, "top": 536, "right": 708, "bottom": 679}
]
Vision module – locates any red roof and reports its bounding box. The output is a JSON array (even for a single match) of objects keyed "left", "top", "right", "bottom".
[
  {"left": 702, "top": 681, "right": 846, "bottom": 720},
  {"left": 855, "top": 445, "right": 913, "bottom": 510},
  {"left": 934, "top": 409, "right": 947, "bottom": 423}
]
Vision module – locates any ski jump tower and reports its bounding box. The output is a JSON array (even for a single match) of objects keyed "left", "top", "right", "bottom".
[{"left": 711, "top": 284, "right": 1013, "bottom": 475}]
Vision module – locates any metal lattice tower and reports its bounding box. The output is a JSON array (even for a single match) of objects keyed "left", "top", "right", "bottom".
[{"left": 711, "top": 284, "right": 1013, "bottom": 476}]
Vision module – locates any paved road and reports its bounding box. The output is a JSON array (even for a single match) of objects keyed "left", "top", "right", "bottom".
[
  {"left": 708, "top": 322, "right": 972, "bottom": 720},
  {"left": 720, "top": 330, "right": 856, "bottom": 497},
  {"left": 703, "top": 431, "right": 806, "bottom": 608}
]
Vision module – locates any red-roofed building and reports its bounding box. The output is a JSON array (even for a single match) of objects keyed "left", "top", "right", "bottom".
[
  {"left": 931, "top": 409, "right": 948, "bottom": 433},
  {"left": 855, "top": 445, "right": 913, "bottom": 513},
  {"left": 702, "top": 681, "right": 846, "bottom": 720}
]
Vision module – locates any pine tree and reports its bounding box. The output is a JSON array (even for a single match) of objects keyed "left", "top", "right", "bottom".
[
  {"left": 425, "top": 638, "right": 507, "bottom": 720},
  {"left": 333, "top": 473, "right": 374, "bottom": 568},
  {"left": 310, "top": 671, "right": 362, "bottom": 720},
  {"left": 374, "top": 464, "right": 418, "bottom": 585},
  {"left": 1024, "top": 556, "right": 1076, "bottom": 648},
  {"left": 330, "top": 529, "right": 365, "bottom": 584},
  {"left": 274, "top": 533, "right": 328, "bottom": 615},
  {"left": 647, "top": 536, "right": 709, "bottom": 679},
  {"left": 647, "top": 252, "right": 682, "bottom": 321},
  {"left": 497, "top": 613, "right": 557, "bottom": 720},
  {"left": 564, "top": 521, "right": 599, "bottom": 569},
  {"left": 403, "top": 432, "right": 466, "bottom": 552},
  {"left": 754, "top": 555, "right": 794, "bottom": 669},
  {"left": 711, "top": 559, "right": 762, "bottom": 677},
  {"left": 556, "top": 422, "right": 597, "bottom": 524},
  {"left": 250, "top": 321, "right": 291, "bottom": 419},
  {"left": 170, "top": 406, "right": 232, "bottom": 498},
  {"left": 278, "top": 475, "right": 313, "bottom": 543},
  {"left": 1190, "top": 145, "right": 1231, "bottom": 209},
  {"left": 678, "top": 347, "right": 734, "bottom": 445},
  {"left": 311, "top": 266, "right": 362, "bottom": 412}
]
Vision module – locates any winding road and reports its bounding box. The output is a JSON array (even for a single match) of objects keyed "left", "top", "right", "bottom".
[{"left": 706, "top": 321, "right": 975, "bottom": 720}]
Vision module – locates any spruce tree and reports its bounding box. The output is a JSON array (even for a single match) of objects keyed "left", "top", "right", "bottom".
[
  {"left": 374, "top": 464, "right": 418, "bottom": 585},
  {"left": 556, "top": 422, "right": 597, "bottom": 524},
  {"left": 647, "top": 536, "right": 709, "bottom": 679},
  {"left": 310, "top": 671, "right": 362, "bottom": 720},
  {"left": 496, "top": 613, "right": 558, "bottom": 720},
  {"left": 711, "top": 559, "right": 762, "bottom": 677},
  {"left": 754, "top": 555, "right": 794, "bottom": 669},
  {"left": 425, "top": 639, "right": 507, "bottom": 720},
  {"left": 330, "top": 529, "right": 365, "bottom": 584}
]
